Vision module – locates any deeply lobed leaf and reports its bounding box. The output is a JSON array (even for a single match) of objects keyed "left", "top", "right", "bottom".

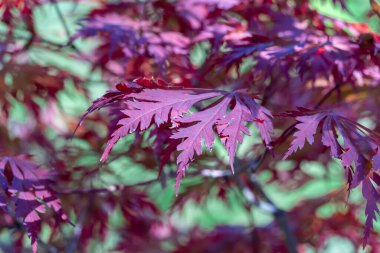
[
  {"left": 284, "top": 111, "right": 380, "bottom": 245},
  {"left": 0, "top": 156, "right": 65, "bottom": 253},
  {"left": 84, "top": 82, "right": 273, "bottom": 193}
]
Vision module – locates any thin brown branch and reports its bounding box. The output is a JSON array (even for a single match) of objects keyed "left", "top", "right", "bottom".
[
  {"left": 51, "top": 0, "right": 73, "bottom": 40},
  {"left": 56, "top": 179, "right": 158, "bottom": 195},
  {"left": 313, "top": 83, "right": 340, "bottom": 110},
  {"left": 236, "top": 175, "right": 298, "bottom": 253}
]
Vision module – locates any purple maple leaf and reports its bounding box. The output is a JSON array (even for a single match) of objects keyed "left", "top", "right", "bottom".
[
  {"left": 73, "top": 14, "right": 190, "bottom": 65},
  {"left": 0, "top": 156, "right": 65, "bottom": 253},
  {"left": 216, "top": 95, "right": 251, "bottom": 173},
  {"left": 171, "top": 95, "right": 233, "bottom": 192},
  {"left": 83, "top": 84, "right": 273, "bottom": 194},
  {"left": 372, "top": 148, "right": 380, "bottom": 170},
  {"left": 285, "top": 111, "right": 380, "bottom": 244},
  {"left": 100, "top": 89, "right": 223, "bottom": 162},
  {"left": 284, "top": 113, "right": 325, "bottom": 159},
  {"left": 362, "top": 177, "right": 380, "bottom": 247}
]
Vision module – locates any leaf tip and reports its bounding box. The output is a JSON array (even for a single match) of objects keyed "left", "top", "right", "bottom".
[{"left": 230, "top": 164, "right": 235, "bottom": 174}]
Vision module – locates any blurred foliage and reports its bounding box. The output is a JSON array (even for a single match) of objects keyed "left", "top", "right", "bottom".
[{"left": 1, "top": 0, "right": 379, "bottom": 252}]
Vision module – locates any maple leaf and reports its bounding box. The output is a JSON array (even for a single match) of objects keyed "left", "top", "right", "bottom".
[
  {"left": 4, "top": 0, "right": 380, "bottom": 251},
  {"left": 284, "top": 111, "right": 380, "bottom": 243},
  {"left": 99, "top": 89, "right": 224, "bottom": 162},
  {"left": 283, "top": 113, "right": 325, "bottom": 159},
  {"left": 73, "top": 14, "right": 190, "bottom": 66},
  {"left": 239, "top": 93, "right": 273, "bottom": 146},
  {"left": 219, "top": 34, "right": 273, "bottom": 70},
  {"left": 372, "top": 148, "right": 380, "bottom": 170},
  {"left": 220, "top": 20, "right": 379, "bottom": 86},
  {"left": 74, "top": 82, "right": 140, "bottom": 133},
  {"left": 362, "top": 177, "right": 380, "bottom": 247},
  {"left": 285, "top": 112, "right": 380, "bottom": 178},
  {"left": 150, "top": 127, "right": 181, "bottom": 177},
  {"left": 15, "top": 189, "right": 63, "bottom": 252},
  {"left": 215, "top": 96, "right": 251, "bottom": 172},
  {"left": 0, "top": 156, "right": 65, "bottom": 253},
  {"left": 84, "top": 84, "right": 273, "bottom": 193},
  {"left": 171, "top": 94, "right": 233, "bottom": 192}
]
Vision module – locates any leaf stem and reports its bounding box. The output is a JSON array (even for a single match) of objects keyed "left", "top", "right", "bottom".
[{"left": 56, "top": 179, "right": 158, "bottom": 195}]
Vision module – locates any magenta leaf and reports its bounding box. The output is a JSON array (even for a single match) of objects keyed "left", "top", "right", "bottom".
[
  {"left": 362, "top": 177, "right": 380, "bottom": 247},
  {"left": 285, "top": 111, "right": 380, "bottom": 243},
  {"left": 284, "top": 113, "right": 325, "bottom": 159},
  {"left": 372, "top": 148, "right": 380, "bottom": 170},
  {"left": 74, "top": 82, "right": 141, "bottom": 134},
  {"left": 73, "top": 14, "right": 190, "bottom": 66},
  {"left": 171, "top": 91, "right": 273, "bottom": 192},
  {"left": 239, "top": 93, "right": 273, "bottom": 146},
  {"left": 100, "top": 89, "right": 223, "bottom": 162},
  {"left": 0, "top": 156, "right": 65, "bottom": 253},
  {"left": 216, "top": 95, "right": 251, "bottom": 173},
  {"left": 171, "top": 95, "right": 233, "bottom": 192},
  {"left": 321, "top": 116, "right": 340, "bottom": 158},
  {"left": 84, "top": 84, "right": 273, "bottom": 193}
]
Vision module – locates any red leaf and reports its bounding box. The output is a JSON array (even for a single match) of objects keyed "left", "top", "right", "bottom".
[
  {"left": 216, "top": 95, "right": 251, "bottom": 172},
  {"left": 284, "top": 113, "right": 325, "bottom": 159},
  {"left": 285, "top": 112, "right": 380, "bottom": 243},
  {"left": 362, "top": 177, "right": 380, "bottom": 247},
  {"left": 100, "top": 89, "right": 223, "bottom": 162},
  {"left": 0, "top": 156, "right": 65, "bottom": 253},
  {"left": 85, "top": 85, "right": 273, "bottom": 193}
]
